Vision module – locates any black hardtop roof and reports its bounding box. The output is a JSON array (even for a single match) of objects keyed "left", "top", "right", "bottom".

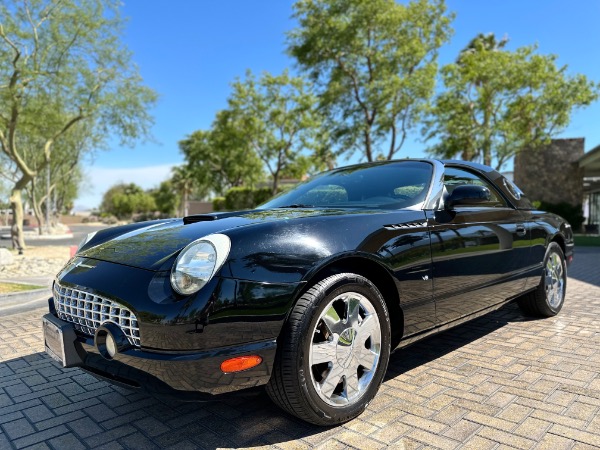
[{"left": 329, "top": 158, "right": 499, "bottom": 176}]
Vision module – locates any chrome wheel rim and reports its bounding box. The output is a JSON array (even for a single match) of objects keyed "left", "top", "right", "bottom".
[
  {"left": 545, "top": 252, "right": 565, "bottom": 308},
  {"left": 309, "top": 292, "right": 381, "bottom": 406}
]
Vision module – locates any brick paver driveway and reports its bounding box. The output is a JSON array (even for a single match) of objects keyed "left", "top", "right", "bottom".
[{"left": 1, "top": 248, "right": 599, "bottom": 449}]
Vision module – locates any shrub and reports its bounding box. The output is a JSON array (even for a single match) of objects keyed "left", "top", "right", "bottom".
[
  {"left": 253, "top": 187, "right": 275, "bottom": 206},
  {"left": 101, "top": 216, "right": 118, "bottom": 225},
  {"left": 224, "top": 187, "right": 255, "bottom": 211},
  {"left": 213, "top": 197, "right": 226, "bottom": 212},
  {"left": 215, "top": 187, "right": 281, "bottom": 211}
]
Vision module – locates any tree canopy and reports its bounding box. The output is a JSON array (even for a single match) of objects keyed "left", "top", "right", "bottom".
[
  {"left": 0, "top": 0, "right": 157, "bottom": 244},
  {"left": 178, "top": 110, "right": 264, "bottom": 198},
  {"left": 180, "top": 70, "right": 324, "bottom": 196},
  {"left": 288, "top": 0, "right": 453, "bottom": 162},
  {"left": 425, "top": 33, "right": 600, "bottom": 169},
  {"left": 228, "top": 70, "right": 323, "bottom": 193},
  {"left": 100, "top": 183, "right": 155, "bottom": 220},
  {"left": 150, "top": 180, "right": 180, "bottom": 217}
]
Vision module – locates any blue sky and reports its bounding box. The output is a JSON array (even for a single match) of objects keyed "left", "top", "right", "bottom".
[{"left": 77, "top": 0, "right": 600, "bottom": 209}]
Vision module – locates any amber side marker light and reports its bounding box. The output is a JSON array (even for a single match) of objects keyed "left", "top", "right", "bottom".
[{"left": 220, "top": 355, "right": 263, "bottom": 373}]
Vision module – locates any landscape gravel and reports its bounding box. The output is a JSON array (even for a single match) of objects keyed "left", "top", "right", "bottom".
[{"left": 0, "top": 246, "right": 70, "bottom": 278}]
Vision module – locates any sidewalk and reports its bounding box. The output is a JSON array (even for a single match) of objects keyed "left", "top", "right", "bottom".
[{"left": 0, "top": 248, "right": 599, "bottom": 449}]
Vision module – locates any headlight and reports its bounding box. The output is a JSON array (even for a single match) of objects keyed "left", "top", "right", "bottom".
[
  {"left": 77, "top": 231, "right": 98, "bottom": 252},
  {"left": 170, "top": 234, "right": 231, "bottom": 295}
]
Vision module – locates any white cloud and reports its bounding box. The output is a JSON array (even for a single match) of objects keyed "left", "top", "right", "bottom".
[{"left": 74, "top": 163, "right": 176, "bottom": 211}]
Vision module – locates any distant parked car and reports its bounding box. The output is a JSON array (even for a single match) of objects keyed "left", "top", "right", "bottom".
[{"left": 43, "top": 159, "right": 572, "bottom": 425}]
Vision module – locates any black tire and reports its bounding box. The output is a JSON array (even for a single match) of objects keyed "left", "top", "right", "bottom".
[
  {"left": 517, "top": 242, "right": 567, "bottom": 317},
  {"left": 266, "top": 273, "right": 391, "bottom": 426}
]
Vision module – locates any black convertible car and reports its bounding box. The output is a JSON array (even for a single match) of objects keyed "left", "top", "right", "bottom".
[{"left": 43, "top": 159, "right": 573, "bottom": 425}]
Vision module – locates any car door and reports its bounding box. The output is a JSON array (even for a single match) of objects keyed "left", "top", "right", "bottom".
[{"left": 426, "top": 166, "right": 530, "bottom": 325}]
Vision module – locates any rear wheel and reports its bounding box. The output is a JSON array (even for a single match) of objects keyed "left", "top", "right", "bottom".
[
  {"left": 267, "top": 273, "right": 391, "bottom": 426},
  {"left": 518, "top": 242, "right": 566, "bottom": 317}
]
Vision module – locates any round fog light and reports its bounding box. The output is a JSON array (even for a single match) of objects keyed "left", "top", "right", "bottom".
[
  {"left": 95, "top": 329, "right": 113, "bottom": 360},
  {"left": 106, "top": 333, "right": 117, "bottom": 358},
  {"left": 95, "top": 322, "right": 131, "bottom": 360}
]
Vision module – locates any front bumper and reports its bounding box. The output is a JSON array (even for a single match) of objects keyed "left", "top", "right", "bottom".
[{"left": 42, "top": 312, "right": 277, "bottom": 398}]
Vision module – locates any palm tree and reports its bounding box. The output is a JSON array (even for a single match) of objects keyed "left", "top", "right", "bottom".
[
  {"left": 458, "top": 33, "right": 508, "bottom": 63},
  {"left": 171, "top": 165, "right": 195, "bottom": 217}
]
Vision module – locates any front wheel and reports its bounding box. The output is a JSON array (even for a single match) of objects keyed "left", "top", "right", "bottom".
[
  {"left": 267, "top": 273, "right": 391, "bottom": 426},
  {"left": 517, "top": 242, "right": 567, "bottom": 317}
]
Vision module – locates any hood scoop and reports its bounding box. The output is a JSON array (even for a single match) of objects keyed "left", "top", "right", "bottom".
[
  {"left": 183, "top": 214, "right": 219, "bottom": 225},
  {"left": 183, "top": 210, "right": 256, "bottom": 225}
]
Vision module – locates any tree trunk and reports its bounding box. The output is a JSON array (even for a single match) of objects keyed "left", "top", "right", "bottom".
[
  {"left": 32, "top": 202, "right": 44, "bottom": 235},
  {"left": 271, "top": 171, "right": 280, "bottom": 196},
  {"left": 9, "top": 187, "right": 27, "bottom": 251},
  {"left": 364, "top": 130, "right": 373, "bottom": 162},
  {"left": 29, "top": 181, "right": 46, "bottom": 235},
  {"left": 482, "top": 95, "right": 492, "bottom": 166},
  {"left": 482, "top": 139, "right": 492, "bottom": 166},
  {"left": 183, "top": 188, "right": 189, "bottom": 217}
]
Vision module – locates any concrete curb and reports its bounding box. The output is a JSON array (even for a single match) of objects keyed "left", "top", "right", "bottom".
[
  {"left": 0, "top": 286, "right": 49, "bottom": 302},
  {"left": 0, "top": 286, "right": 51, "bottom": 315},
  {"left": 0, "top": 233, "right": 74, "bottom": 241}
]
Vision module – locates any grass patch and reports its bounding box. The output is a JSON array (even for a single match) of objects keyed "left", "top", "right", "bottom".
[
  {"left": 0, "top": 282, "right": 44, "bottom": 294},
  {"left": 574, "top": 234, "right": 600, "bottom": 247}
]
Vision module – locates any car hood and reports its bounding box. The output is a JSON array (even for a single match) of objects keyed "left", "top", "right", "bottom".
[{"left": 79, "top": 208, "right": 380, "bottom": 271}]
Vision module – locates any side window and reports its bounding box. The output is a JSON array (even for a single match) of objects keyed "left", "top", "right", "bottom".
[{"left": 444, "top": 167, "right": 507, "bottom": 207}]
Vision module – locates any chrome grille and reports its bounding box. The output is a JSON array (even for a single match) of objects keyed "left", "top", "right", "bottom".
[{"left": 53, "top": 282, "right": 141, "bottom": 347}]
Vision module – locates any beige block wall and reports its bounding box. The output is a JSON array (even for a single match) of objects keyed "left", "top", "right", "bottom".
[{"left": 514, "top": 138, "right": 584, "bottom": 206}]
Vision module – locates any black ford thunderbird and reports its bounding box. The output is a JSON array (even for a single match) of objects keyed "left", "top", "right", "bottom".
[{"left": 43, "top": 159, "right": 573, "bottom": 425}]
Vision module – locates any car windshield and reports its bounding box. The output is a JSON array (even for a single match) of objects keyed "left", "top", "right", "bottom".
[{"left": 259, "top": 161, "right": 433, "bottom": 210}]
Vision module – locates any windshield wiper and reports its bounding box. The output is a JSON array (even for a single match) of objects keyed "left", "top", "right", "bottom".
[{"left": 277, "top": 204, "right": 314, "bottom": 208}]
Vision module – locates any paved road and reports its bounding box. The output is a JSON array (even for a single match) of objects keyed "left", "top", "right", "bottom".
[
  {"left": 29, "top": 224, "right": 108, "bottom": 248},
  {"left": 0, "top": 224, "right": 109, "bottom": 248},
  {"left": 0, "top": 249, "right": 599, "bottom": 449}
]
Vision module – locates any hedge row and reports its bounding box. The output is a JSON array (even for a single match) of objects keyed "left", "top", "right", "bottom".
[{"left": 213, "top": 187, "right": 276, "bottom": 211}]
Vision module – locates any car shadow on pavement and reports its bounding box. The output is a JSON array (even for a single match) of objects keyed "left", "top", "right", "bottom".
[
  {"left": 0, "top": 301, "right": 532, "bottom": 449},
  {"left": 0, "top": 350, "right": 329, "bottom": 448}
]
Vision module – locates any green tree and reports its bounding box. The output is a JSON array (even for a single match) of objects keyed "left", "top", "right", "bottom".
[
  {"left": 53, "top": 166, "right": 81, "bottom": 215},
  {"left": 25, "top": 122, "right": 93, "bottom": 232},
  {"left": 0, "top": 0, "right": 157, "bottom": 248},
  {"left": 288, "top": 0, "right": 453, "bottom": 162},
  {"left": 100, "top": 183, "right": 155, "bottom": 220},
  {"left": 425, "top": 33, "right": 600, "bottom": 169},
  {"left": 179, "top": 110, "right": 264, "bottom": 198},
  {"left": 151, "top": 180, "right": 179, "bottom": 216},
  {"left": 229, "top": 70, "right": 323, "bottom": 194},
  {"left": 27, "top": 158, "right": 83, "bottom": 231}
]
